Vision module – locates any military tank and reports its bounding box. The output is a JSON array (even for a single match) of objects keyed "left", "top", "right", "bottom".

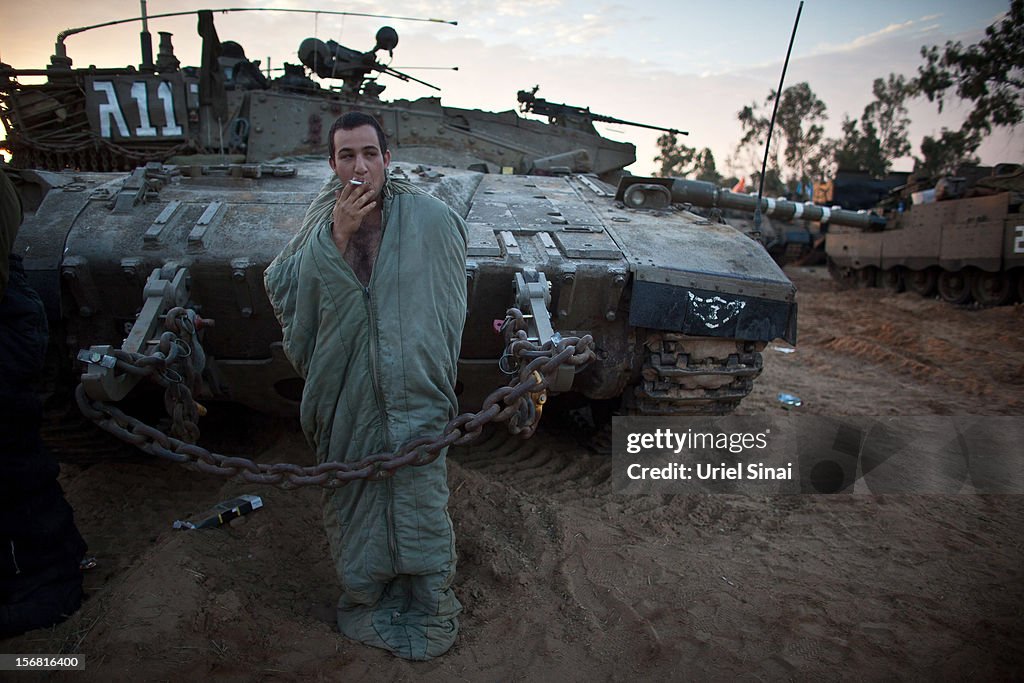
[
  {"left": 1, "top": 9, "right": 796, "bottom": 454},
  {"left": 825, "top": 164, "right": 1024, "bottom": 306}
]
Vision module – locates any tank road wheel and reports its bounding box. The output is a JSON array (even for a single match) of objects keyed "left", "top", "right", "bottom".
[
  {"left": 827, "top": 258, "right": 856, "bottom": 290},
  {"left": 905, "top": 268, "right": 938, "bottom": 297},
  {"left": 881, "top": 268, "right": 905, "bottom": 293},
  {"left": 971, "top": 271, "right": 1013, "bottom": 307},
  {"left": 782, "top": 242, "right": 809, "bottom": 265},
  {"left": 855, "top": 266, "right": 878, "bottom": 289},
  {"left": 937, "top": 269, "right": 973, "bottom": 305}
]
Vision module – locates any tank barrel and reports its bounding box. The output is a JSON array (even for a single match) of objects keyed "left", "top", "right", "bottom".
[
  {"left": 588, "top": 112, "right": 686, "bottom": 136},
  {"left": 668, "top": 178, "right": 886, "bottom": 230}
]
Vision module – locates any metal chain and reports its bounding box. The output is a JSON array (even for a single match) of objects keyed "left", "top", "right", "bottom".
[
  {"left": 13, "top": 128, "right": 196, "bottom": 172},
  {"left": 75, "top": 308, "right": 596, "bottom": 489}
]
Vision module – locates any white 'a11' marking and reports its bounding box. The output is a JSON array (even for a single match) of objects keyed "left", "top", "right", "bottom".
[{"left": 93, "top": 80, "right": 182, "bottom": 138}]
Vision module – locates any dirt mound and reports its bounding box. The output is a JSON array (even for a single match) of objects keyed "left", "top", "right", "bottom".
[{"left": 3, "top": 266, "right": 1023, "bottom": 679}]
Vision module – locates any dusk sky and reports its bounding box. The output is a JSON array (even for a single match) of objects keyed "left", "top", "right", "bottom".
[{"left": 1, "top": 0, "right": 1019, "bottom": 177}]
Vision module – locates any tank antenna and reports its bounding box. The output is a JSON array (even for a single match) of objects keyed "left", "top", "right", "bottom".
[
  {"left": 753, "top": 1, "right": 803, "bottom": 234},
  {"left": 139, "top": 0, "right": 154, "bottom": 71},
  {"left": 55, "top": 7, "right": 458, "bottom": 63}
]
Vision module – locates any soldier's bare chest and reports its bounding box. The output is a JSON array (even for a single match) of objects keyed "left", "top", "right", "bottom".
[{"left": 345, "top": 214, "right": 384, "bottom": 286}]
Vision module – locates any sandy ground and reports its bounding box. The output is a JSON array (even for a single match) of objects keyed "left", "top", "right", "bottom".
[{"left": 4, "top": 266, "right": 1024, "bottom": 681}]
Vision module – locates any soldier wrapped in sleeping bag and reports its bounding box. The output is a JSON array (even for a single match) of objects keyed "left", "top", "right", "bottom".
[{"left": 265, "top": 173, "right": 467, "bottom": 660}]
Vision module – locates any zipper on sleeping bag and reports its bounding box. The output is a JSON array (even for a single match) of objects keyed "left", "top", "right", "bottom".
[{"left": 364, "top": 285, "right": 400, "bottom": 572}]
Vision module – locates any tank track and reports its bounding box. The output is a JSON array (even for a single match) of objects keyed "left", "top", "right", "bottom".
[
  {"left": 627, "top": 332, "right": 764, "bottom": 416},
  {"left": 827, "top": 258, "right": 1023, "bottom": 307},
  {"left": 41, "top": 400, "right": 139, "bottom": 464}
]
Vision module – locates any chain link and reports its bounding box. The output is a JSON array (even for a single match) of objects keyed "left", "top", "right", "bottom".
[{"left": 76, "top": 308, "right": 596, "bottom": 489}]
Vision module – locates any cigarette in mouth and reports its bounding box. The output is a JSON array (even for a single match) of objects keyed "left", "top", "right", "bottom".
[{"left": 349, "top": 179, "right": 364, "bottom": 186}]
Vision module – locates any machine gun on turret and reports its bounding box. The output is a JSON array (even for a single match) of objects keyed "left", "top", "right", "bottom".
[{"left": 517, "top": 86, "right": 686, "bottom": 136}]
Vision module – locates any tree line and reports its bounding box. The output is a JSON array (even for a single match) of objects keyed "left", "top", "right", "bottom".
[{"left": 654, "top": 0, "right": 1022, "bottom": 196}]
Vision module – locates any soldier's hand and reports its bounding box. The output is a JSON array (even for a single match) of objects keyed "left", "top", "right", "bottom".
[{"left": 332, "top": 181, "right": 376, "bottom": 242}]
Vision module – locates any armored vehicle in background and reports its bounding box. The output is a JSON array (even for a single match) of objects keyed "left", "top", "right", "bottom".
[
  {"left": 825, "top": 165, "right": 1024, "bottom": 306},
  {"left": 1, "top": 9, "right": 796, "bottom": 447}
]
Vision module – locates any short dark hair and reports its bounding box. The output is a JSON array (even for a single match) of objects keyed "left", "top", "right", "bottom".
[{"left": 327, "top": 112, "right": 388, "bottom": 159}]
